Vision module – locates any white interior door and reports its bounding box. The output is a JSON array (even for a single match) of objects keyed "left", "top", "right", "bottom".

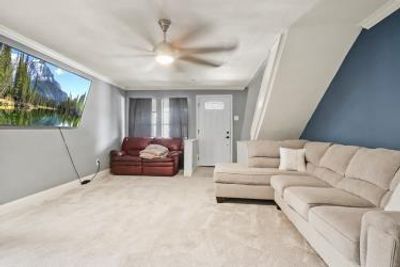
[{"left": 197, "top": 95, "right": 232, "bottom": 166}]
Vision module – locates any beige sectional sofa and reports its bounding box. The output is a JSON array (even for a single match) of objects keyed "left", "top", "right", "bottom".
[{"left": 213, "top": 140, "right": 400, "bottom": 267}]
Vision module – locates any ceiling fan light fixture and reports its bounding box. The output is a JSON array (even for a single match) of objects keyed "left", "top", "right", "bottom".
[
  {"left": 155, "top": 41, "right": 175, "bottom": 65},
  {"left": 155, "top": 54, "right": 175, "bottom": 65}
]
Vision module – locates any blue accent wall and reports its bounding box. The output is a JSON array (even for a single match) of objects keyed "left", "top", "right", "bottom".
[{"left": 301, "top": 10, "right": 400, "bottom": 149}]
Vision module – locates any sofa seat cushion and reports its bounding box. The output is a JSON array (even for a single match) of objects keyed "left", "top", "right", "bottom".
[
  {"left": 309, "top": 206, "right": 375, "bottom": 264},
  {"left": 284, "top": 187, "right": 374, "bottom": 219},
  {"left": 214, "top": 163, "right": 301, "bottom": 185},
  {"left": 271, "top": 175, "right": 330, "bottom": 198}
]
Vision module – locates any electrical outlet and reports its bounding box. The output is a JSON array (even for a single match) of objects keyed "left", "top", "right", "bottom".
[{"left": 96, "top": 159, "right": 100, "bottom": 167}]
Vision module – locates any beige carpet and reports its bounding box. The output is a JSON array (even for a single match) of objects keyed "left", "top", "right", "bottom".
[{"left": 0, "top": 168, "right": 326, "bottom": 267}]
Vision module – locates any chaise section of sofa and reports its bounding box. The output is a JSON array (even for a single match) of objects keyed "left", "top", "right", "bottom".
[
  {"left": 214, "top": 162, "right": 303, "bottom": 202},
  {"left": 213, "top": 139, "right": 307, "bottom": 202},
  {"left": 214, "top": 139, "right": 400, "bottom": 267}
]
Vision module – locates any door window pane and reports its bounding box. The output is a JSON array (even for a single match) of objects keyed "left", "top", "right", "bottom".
[{"left": 205, "top": 101, "right": 224, "bottom": 110}]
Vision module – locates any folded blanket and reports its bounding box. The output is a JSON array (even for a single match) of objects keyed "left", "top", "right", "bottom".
[
  {"left": 139, "top": 151, "right": 168, "bottom": 159},
  {"left": 140, "top": 144, "right": 169, "bottom": 159}
]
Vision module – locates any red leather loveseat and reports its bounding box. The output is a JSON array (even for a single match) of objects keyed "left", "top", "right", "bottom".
[{"left": 110, "top": 137, "right": 183, "bottom": 176}]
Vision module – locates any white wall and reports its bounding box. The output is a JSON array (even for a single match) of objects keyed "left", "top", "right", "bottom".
[
  {"left": 240, "top": 61, "right": 267, "bottom": 140},
  {"left": 254, "top": 0, "right": 388, "bottom": 140}
]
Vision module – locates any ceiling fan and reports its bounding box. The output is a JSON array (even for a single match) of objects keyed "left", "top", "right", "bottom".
[{"left": 133, "top": 18, "right": 238, "bottom": 67}]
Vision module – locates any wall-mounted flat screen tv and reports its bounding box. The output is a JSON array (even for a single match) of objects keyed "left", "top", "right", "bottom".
[{"left": 0, "top": 41, "right": 91, "bottom": 128}]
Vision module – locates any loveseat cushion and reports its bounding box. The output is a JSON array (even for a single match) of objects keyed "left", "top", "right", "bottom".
[
  {"left": 309, "top": 206, "right": 376, "bottom": 264},
  {"left": 284, "top": 187, "right": 374, "bottom": 219},
  {"left": 152, "top": 138, "right": 183, "bottom": 151},
  {"left": 271, "top": 175, "right": 330, "bottom": 198},
  {"left": 319, "top": 144, "right": 359, "bottom": 175},
  {"left": 338, "top": 148, "right": 400, "bottom": 206},
  {"left": 214, "top": 163, "right": 301, "bottom": 186},
  {"left": 142, "top": 157, "right": 174, "bottom": 163},
  {"left": 122, "top": 137, "right": 152, "bottom": 152},
  {"left": 111, "top": 155, "right": 141, "bottom": 163}
]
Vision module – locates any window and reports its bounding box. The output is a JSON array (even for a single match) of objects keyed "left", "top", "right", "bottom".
[
  {"left": 151, "top": 98, "right": 157, "bottom": 137},
  {"left": 161, "top": 98, "right": 170, "bottom": 138},
  {"left": 129, "top": 97, "right": 188, "bottom": 138}
]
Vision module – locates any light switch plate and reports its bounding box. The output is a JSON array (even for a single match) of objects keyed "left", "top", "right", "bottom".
[{"left": 234, "top": 115, "right": 239, "bottom": 121}]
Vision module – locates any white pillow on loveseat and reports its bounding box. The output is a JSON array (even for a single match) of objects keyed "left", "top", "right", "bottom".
[{"left": 279, "top": 147, "right": 306, "bottom": 172}]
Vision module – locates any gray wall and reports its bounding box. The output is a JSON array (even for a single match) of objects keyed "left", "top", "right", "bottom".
[
  {"left": 125, "top": 89, "right": 248, "bottom": 161},
  {"left": 302, "top": 10, "right": 400, "bottom": 149},
  {"left": 0, "top": 36, "right": 125, "bottom": 204}
]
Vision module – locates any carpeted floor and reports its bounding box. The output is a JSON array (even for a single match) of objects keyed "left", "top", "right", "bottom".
[{"left": 0, "top": 168, "right": 326, "bottom": 267}]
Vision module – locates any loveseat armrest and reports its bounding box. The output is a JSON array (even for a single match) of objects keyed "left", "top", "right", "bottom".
[
  {"left": 110, "top": 150, "right": 126, "bottom": 157},
  {"left": 361, "top": 210, "right": 400, "bottom": 267},
  {"left": 168, "top": 151, "right": 182, "bottom": 172},
  {"left": 168, "top": 151, "right": 182, "bottom": 157}
]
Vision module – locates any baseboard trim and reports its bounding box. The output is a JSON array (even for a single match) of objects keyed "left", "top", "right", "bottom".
[{"left": 0, "top": 168, "right": 110, "bottom": 214}]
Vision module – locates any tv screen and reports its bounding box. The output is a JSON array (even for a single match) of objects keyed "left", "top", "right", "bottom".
[{"left": 0, "top": 41, "right": 91, "bottom": 128}]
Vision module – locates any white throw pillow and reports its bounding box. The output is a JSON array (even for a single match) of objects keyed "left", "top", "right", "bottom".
[
  {"left": 279, "top": 147, "right": 306, "bottom": 172},
  {"left": 385, "top": 183, "right": 400, "bottom": 211}
]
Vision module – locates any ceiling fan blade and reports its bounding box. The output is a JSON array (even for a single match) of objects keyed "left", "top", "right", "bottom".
[
  {"left": 172, "top": 22, "right": 212, "bottom": 46},
  {"left": 177, "top": 42, "right": 238, "bottom": 55},
  {"left": 179, "top": 55, "right": 222, "bottom": 67}
]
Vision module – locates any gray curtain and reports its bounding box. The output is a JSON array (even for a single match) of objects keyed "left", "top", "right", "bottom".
[
  {"left": 129, "top": 98, "right": 152, "bottom": 137},
  {"left": 169, "top": 98, "right": 188, "bottom": 138}
]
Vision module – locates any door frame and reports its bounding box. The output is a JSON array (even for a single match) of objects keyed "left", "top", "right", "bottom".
[{"left": 196, "top": 94, "right": 233, "bottom": 165}]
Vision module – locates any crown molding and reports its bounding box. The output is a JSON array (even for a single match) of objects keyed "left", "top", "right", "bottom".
[
  {"left": 360, "top": 0, "right": 400, "bottom": 29},
  {"left": 0, "top": 24, "right": 124, "bottom": 89}
]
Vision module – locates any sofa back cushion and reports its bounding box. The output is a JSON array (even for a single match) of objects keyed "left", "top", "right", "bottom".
[
  {"left": 319, "top": 145, "right": 359, "bottom": 175},
  {"left": 248, "top": 157, "right": 280, "bottom": 168},
  {"left": 122, "top": 137, "right": 152, "bottom": 156},
  {"left": 312, "top": 166, "right": 345, "bottom": 186},
  {"left": 304, "top": 142, "right": 331, "bottom": 165},
  {"left": 247, "top": 140, "right": 306, "bottom": 168},
  {"left": 152, "top": 138, "right": 183, "bottom": 151},
  {"left": 247, "top": 140, "right": 306, "bottom": 158},
  {"left": 336, "top": 148, "right": 400, "bottom": 206}
]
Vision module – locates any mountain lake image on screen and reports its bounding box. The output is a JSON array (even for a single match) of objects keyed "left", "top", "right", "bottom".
[{"left": 0, "top": 41, "right": 91, "bottom": 128}]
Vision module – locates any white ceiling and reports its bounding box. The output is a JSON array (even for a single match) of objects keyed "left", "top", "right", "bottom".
[{"left": 0, "top": 0, "right": 318, "bottom": 90}]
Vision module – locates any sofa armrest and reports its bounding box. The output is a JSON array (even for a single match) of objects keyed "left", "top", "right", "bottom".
[
  {"left": 110, "top": 150, "right": 126, "bottom": 157},
  {"left": 361, "top": 210, "right": 400, "bottom": 267},
  {"left": 237, "top": 141, "right": 249, "bottom": 166}
]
